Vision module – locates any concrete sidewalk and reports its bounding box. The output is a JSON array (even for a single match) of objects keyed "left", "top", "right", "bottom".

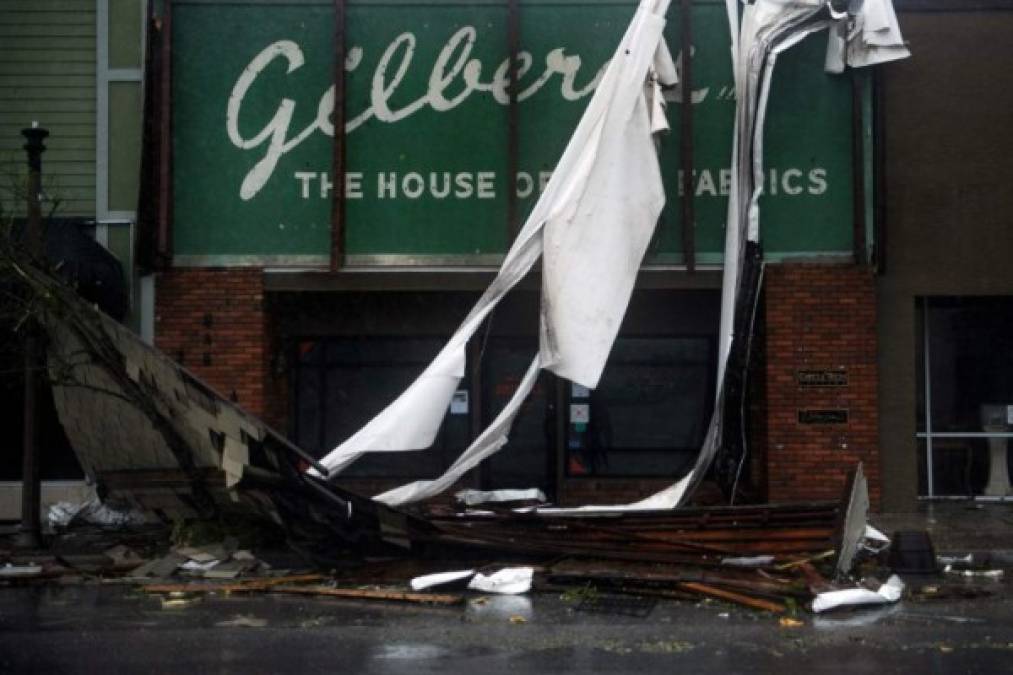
[{"left": 871, "top": 502, "right": 1013, "bottom": 566}]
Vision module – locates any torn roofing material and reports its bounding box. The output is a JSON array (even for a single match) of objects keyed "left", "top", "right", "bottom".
[
  {"left": 10, "top": 239, "right": 879, "bottom": 585},
  {"left": 313, "top": 0, "right": 910, "bottom": 510},
  {"left": 8, "top": 251, "right": 427, "bottom": 555}
]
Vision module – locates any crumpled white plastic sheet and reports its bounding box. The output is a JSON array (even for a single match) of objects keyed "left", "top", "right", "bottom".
[
  {"left": 455, "top": 488, "right": 547, "bottom": 507},
  {"left": 47, "top": 498, "right": 147, "bottom": 529},
  {"left": 862, "top": 523, "right": 891, "bottom": 553},
  {"left": 811, "top": 574, "right": 905, "bottom": 613},
  {"left": 409, "top": 567, "right": 534, "bottom": 595},
  {"left": 467, "top": 567, "right": 534, "bottom": 595}
]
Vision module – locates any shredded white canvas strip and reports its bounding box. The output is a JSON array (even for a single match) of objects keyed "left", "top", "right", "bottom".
[
  {"left": 314, "top": 0, "right": 674, "bottom": 493},
  {"left": 620, "top": 0, "right": 909, "bottom": 510},
  {"left": 538, "top": 13, "right": 668, "bottom": 388},
  {"left": 373, "top": 354, "right": 543, "bottom": 506},
  {"left": 374, "top": 1, "right": 673, "bottom": 504}
]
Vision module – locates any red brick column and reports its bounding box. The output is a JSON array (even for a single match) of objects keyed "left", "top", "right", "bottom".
[
  {"left": 155, "top": 268, "right": 269, "bottom": 418},
  {"left": 761, "top": 264, "right": 881, "bottom": 509}
]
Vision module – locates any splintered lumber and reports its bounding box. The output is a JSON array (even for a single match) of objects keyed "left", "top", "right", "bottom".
[
  {"left": 676, "top": 582, "right": 786, "bottom": 614},
  {"left": 140, "top": 574, "right": 326, "bottom": 594},
  {"left": 270, "top": 585, "right": 464, "bottom": 605},
  {"left": 797, "top": 562, "right": 834, "bottom": 594},
  {"left": 549, "top": 569, "right": 806, "bottom": 599},
  {"left": 421, "top": 498, "right": 850, "bottom": 564}
]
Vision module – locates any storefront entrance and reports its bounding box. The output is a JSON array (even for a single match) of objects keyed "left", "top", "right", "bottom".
[{"left": 285, "top": 287, "right": 720, "bottom": 503}]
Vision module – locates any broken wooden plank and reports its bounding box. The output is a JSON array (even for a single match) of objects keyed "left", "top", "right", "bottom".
[
  {"left": 797, "top": 562, "right": 834, "bottom": 594},
  {"left": 270, "top": 585, "right": 464, "bottom": 605},
  {"left": 676, "top": 581, "right": 786, "bottom": 613},
  {"left": 140, "top": 573, "right": 326, "bottom": 594}
]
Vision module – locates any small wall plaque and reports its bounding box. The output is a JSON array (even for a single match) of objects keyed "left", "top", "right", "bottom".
[
  {"left": 797, "top": 370, "right": 848, "bottom": 387},
  {"left": 798, "top": 409, "right": 849, "bottom": 425}
]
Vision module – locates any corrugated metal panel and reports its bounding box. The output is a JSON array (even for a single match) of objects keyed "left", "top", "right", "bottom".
[{"left": 0, "top": 0, "right": 96, "bottom": 217}]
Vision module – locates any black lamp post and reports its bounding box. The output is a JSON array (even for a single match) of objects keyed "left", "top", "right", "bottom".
[{"left": 13, "top": 124, "right": 49, "bottom": 549}]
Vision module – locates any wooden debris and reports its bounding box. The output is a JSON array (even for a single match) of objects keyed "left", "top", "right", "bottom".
[
  {"left": 677, "top": 581, "right": 786, "bottom": 614},
  {"left": 424, "top": 501, "right": 846, "bottom": 565},
  {"left": 140, "top": 573, "right": 326, "bottom": 594},
  {"left": 269, "top": 585, "right": 464, "bottom": 606},
  {"left": 797, "top": 562, "right": 834, "bottom": 594}
]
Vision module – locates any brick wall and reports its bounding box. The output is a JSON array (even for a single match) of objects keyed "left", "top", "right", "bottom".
[
  {"left": 155, "top": 268, "right": 272, "bottom": 418},
  {"left": 761, "top": 263, "right": 881, "bottom": 509}
]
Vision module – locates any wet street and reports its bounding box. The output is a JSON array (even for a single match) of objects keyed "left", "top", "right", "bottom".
[{"left": 2, "top": 579, "right": 1011, "bottom": 674}]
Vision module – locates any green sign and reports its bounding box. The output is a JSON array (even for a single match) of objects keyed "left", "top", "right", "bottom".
[{"left": 172, "top": 0, "right": 854, "bottom": 267}]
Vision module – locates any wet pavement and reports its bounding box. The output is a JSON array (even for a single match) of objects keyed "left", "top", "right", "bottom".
[
  {"left": 872, "top": 502, "right": 1013, "bottom": 564},
  {"left": 2, "top": 577, "right": 1011, "bottom": 674}
]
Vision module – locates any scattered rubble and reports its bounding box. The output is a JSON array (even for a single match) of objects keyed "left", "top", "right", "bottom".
[
  {"left": 5, "top": 252, "right": 1008, "bottom": 624},
  {"left": 5, "top": 463, "right": 959, "bottom": 621}
]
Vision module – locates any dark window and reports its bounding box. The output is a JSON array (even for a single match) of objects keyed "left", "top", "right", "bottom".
[
  {"left": 482, "top": 339, "right": 555, "bottom": 491},
  {"left": 565, "top": 336, "right": 714, "bottom": 477},
  {"left": 916, "top": 297, "right": 1013, "bottom": 497}
]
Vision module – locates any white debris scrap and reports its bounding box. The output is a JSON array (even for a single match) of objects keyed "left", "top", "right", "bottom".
[
  {"left": 811, "top": 575, "right": 905, "bottom": 614},
  {"left": 410, "top": 567, "right": 535, "bottom": 595},
  {"left": 0, "top": 563, "right": 44, "bottom": 578},
  {"left": 455, "top": 489, "right": 547, "bottom": 506},
  {"left": 410, "top": 569, "right": 477, "bottom": 591},
  {"left": 943, "top": 565, "right": 1003, "bottom": 579},
  {"left": 721, "top": 555, "right": 776, "bottom": 568},
  {"left": 467, "top": 567, "right": 534, "bottom": 595},
  {"left": 862, "top": 524, "right": 891, "bottom": 553}
]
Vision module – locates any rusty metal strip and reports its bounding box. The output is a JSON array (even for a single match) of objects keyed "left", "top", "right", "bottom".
[
  {"left": 680, "top": 0, "right": 695, "bottom": 272},
  {"left": 330, "top": 0, "right": 348, "bottom": 271}
]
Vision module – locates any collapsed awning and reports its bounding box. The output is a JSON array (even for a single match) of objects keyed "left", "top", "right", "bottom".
[{"left": 315, "top": 0, "right": 910, "bottom": 510}]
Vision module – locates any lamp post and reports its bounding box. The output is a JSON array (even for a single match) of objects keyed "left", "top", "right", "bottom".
[{"left": 13, "top": 123, "right": 49, "bottom": 549}]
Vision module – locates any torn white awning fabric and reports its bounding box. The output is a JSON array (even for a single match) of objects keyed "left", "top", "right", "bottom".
[
  {"left": 627, "top": 0, "right": 910, "bottom": 510},
  {"left": 313, "top": 0, "right": 677, "bottom": 505},
  {"left": 313, "top": 0, "right": 909, "bottom": 510}
]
